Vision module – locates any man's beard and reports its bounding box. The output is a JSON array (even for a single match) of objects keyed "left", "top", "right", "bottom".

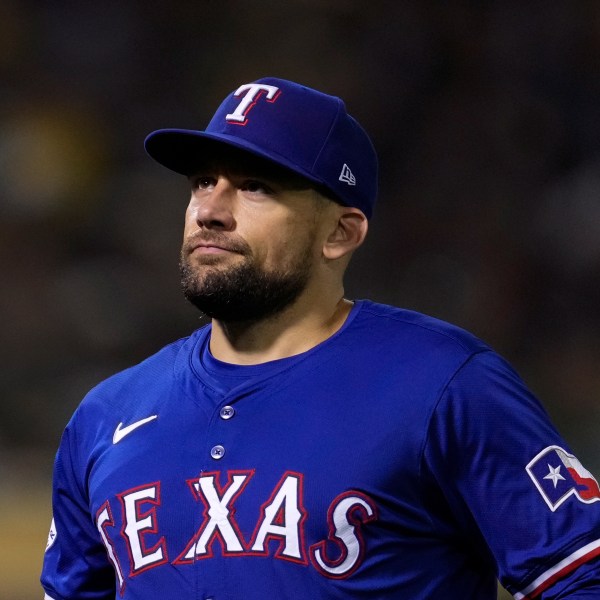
[{"left": 179, "top": 241, "right": 313, "bottom": 323}]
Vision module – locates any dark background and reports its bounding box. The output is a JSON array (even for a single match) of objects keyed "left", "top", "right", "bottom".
[{"left": 1, "top": 2, "right": 599, "bottom": 597}]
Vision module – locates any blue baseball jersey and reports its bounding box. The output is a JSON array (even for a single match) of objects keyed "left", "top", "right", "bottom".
[{"left": 41, "top": 300, "right": 600, "bottom": 599}]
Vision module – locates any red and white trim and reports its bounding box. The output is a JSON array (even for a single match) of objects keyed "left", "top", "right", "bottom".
[{"left": 514, "top": 538, "right": 600, "bottom": 599}]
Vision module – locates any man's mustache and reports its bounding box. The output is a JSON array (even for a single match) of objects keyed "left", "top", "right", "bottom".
[{"left": 182, "top": 232, "right": 252, "bottom": 256}]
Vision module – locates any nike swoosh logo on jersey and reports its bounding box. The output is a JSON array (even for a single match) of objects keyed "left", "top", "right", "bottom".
[{"left": 113, "top": 415, "right": 158, "bottom": 444}]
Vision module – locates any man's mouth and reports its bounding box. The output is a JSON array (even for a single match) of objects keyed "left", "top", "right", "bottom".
[{"left": 191, "top": 243, "right": 233, "bottom": 254}]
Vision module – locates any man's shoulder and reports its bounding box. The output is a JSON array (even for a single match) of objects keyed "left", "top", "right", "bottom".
[
  {"left": 78, "top": 325, "right": 209, "bottom": 413},
  {"left": 352, "top": 300, "right": 490, "bottom": 357}
]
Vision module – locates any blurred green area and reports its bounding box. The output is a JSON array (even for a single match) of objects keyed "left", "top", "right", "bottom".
[{"left": 0, "top": 487, "right": 51, "bottom": 599}]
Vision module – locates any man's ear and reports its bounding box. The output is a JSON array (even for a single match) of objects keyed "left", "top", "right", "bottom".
[{"left": 322, "top": 207, "right": 368, "bottom": 260}]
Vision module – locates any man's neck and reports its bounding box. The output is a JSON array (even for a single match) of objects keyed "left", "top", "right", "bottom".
[{"left": 208, "top": 295, "right": 353, "bottom": 365}]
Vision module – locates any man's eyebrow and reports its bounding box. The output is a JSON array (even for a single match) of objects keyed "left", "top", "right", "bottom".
[{"left": 188, "top": 161, "right": 314, "bottom": 190}]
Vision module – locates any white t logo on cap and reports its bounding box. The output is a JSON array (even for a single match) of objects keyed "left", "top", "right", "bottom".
[{"left": 225, "top": 83, "right": 281, "bottom": 125}]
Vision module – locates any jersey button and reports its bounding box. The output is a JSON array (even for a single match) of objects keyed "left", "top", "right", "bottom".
[
  {"left": 220, "top": 405, "right": 235, "bottom": 420},
  {"left": 210, "top": 445, "right": 226, "bottom": 460}
]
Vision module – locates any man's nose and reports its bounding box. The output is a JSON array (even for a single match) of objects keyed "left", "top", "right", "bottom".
[{"left": 192, "top": 179, "right": 235, "bottom": 230}]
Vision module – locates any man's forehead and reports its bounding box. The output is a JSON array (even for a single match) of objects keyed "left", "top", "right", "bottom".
[{"left": 189, "top": 145, "right": 313, "bottom": 189}]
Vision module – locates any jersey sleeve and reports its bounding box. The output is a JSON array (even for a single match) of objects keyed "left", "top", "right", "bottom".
[
  {"left": 41, "top": 412, "right": 115, "bottom": 600},
  {"left": 423, "top": 350, "right": 600, "bottom": 598},
  {"left": 537, "top": 556, "right": 600, "bottom": 598}
]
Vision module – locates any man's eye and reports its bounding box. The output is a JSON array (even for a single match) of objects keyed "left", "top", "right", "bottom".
[
  {"left": 242, "top": 180, "right": 272, "bottom": 194},
  {"left": 192, "top": 176, "right": 215, "bottom": 190}
]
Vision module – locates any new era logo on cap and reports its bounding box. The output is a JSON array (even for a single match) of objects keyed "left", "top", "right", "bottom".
[
  {"left": 144, "top": 77, "right": 378, "bottom": 218},
  {"left": 339, "top": 164, "right": 356, "bottom": 186}
]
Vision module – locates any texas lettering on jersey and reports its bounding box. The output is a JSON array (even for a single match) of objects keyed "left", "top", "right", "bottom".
[{"left": 88, "top": 469, "right": 377, "bottom": 594}]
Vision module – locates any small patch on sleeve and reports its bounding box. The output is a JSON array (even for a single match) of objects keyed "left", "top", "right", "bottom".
[
  {"left": 526, "top": 445, "right": 600, "bottom": 511},
  {"left": 45, "top": 518, "right": 57, "bottom": 551}
]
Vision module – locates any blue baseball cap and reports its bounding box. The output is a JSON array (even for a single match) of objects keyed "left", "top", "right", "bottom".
[{"left": 144, "top": 77, "right": 378, "bottom": 218}]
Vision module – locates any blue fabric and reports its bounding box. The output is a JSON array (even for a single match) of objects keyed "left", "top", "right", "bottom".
[{"left": 41, "top": 301, "right": 600, "bottom": 599}]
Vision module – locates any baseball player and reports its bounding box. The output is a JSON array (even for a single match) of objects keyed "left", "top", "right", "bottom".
[{"left": 42, "top": 77, "right": 600, "bottom": 599}]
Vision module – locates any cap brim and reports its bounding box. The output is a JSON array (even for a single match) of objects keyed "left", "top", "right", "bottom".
[{"left": 144, "top": 129, "right": 328, "bottom": 190}]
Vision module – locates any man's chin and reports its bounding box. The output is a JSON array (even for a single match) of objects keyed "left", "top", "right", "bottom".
[
  {"left": 179, "top": 252, "right": 311, "bottom": 324},
  {"left": 181, "top": 281, "right": 305, "bottom": 324}
]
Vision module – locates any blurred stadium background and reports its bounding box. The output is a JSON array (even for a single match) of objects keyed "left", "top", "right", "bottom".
[{"left": 2, "top": 2, "right": 600, "bottom": 598}]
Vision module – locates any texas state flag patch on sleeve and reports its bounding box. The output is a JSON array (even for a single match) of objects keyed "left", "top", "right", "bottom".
[{"left": 526, "top": 445, "right": 600, "bottom": 511}]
